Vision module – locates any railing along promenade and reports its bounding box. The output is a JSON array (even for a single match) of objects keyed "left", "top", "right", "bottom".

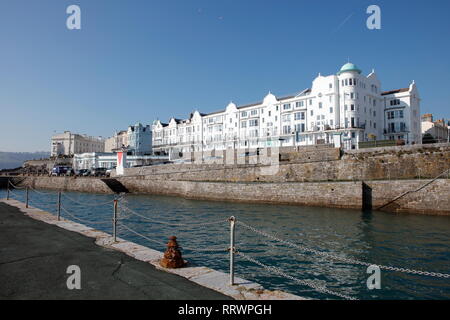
[{"left": 4, "top": 179, "right": 450, "bottom": 300}]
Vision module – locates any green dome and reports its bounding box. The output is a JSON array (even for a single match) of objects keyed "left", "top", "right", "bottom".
[{"left": 337, "top": 62, "right": 361, "bottom": 75}]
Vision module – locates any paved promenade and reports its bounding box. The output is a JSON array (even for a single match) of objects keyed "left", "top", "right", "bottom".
[{"left": 0, "top": 202, "right": 230, "bottom": 300}]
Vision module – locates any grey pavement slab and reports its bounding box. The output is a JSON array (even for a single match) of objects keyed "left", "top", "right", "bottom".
[{"left": 0, "top": 202, "right": 231, "bottom": 300}]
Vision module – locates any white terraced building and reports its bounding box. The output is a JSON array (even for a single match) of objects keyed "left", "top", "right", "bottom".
[{"left": 152, "top": 63, "right": 421, "bottom": 154}]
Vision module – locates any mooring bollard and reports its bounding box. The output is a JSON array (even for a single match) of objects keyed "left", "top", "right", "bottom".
[
  {"left": 160, "top": 236, "right": 186, "bottom": 268},
  {"left": 26, "top": 187, "right": 29, "bottom": 208},
  {"left": 113, "top": 199, "right": 118, "bottom": 242},
  {"left": 57, "top": 191, "right": 61, "bottom": 221},
  {"left": 229, "top": 216, "right": 236, "bottom": 285}
]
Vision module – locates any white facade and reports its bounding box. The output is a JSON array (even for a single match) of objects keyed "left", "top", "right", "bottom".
[
  {"left": 51, "top": 131, "right": 105, "bottom": 157},
  {"left": 105, "top": 130, "right": 128, "bottom": 153},
  {"left": 421, "top": 114, "right": 449, "bottom": 143},
  {"left": 73, "top": 152, "right": 167, "bottom": 170},
  {"left": 152, "top": 63, "right": 421, "bottom": 153},
  {"left": 382, "top": 83, "right": 422, "bottom": 144}
]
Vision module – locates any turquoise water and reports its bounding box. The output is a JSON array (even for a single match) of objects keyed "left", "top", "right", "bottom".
[{"left": 4, "top": 188, "right": 450, "bottom": 300}]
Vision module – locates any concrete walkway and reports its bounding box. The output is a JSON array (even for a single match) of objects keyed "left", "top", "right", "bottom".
[{"left": 0, "top": 202, "right": 231, "bottom": 300}]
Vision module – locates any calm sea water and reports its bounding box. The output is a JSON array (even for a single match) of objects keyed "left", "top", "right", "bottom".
[{"left": 4, "top": 188, "right": 450, "bottom": 300}]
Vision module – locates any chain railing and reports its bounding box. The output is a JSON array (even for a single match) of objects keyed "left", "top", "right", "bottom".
[
  {"left": 236, "top": 220, "right": 450, "bottom": 279},
  {"left": 3, "top": 180, "right": 450, "bottom": 300}
]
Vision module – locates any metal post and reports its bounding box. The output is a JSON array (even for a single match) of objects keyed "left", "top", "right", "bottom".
[
  {"left": 6, "top": 179, "right": 10, "bottom": 200},
  {"left": 113, "top": 199, "right": 118, "bottom": 242},
  {"left": 229, "top": 216, "right": 236, "bottom": 286},
  {"left": 26, "top": 187, "right": 29, "bottom": 208},
  {"left": 57, "top": 192, "right": 61, "bottom": 221}
]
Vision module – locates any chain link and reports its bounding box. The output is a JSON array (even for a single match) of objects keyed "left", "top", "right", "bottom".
[
  {"left": 237, "top": 220, "right": 450, "bottom": 279},
  {"left": 62, "top": 193, "right": 120, "bottom": 207},
  {"left": 237, "top": 250, "right": 356, "bottom": 300},
  {"left": 118, "top": 201, "right": 227, "bottom": 228},
  {"left": 118, "top": 222, "right": 227, "bottom": 253},
  {"left": 8, "top": 180, "right": 27, "bottom": 189},
  {"left": 28, "top": 186, "right": 56, "bottom": 195},
  {"left": 117, "top": 222, "right": 167, "bottom": 246},
  {"left": 60, "top": 205, "right": 111, "bottom": 225}
]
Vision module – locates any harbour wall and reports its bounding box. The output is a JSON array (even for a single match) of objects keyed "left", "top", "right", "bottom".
[
  {"left": 3, "top": 176, "right": 450, "bottom": 215},
  {"left": 118, "top": 143, "right": 450, "bottom": 183}
]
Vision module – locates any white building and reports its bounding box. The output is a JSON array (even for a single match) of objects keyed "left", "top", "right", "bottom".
[
  {"left": 51, "top": 131, "right": 105, "bottom": 157},
  {"left": 73, "top": 152, "right": 167, "bottom": 170},
  {"left": 105, "top": 130, "right": 128, "bottom": 153},
  {"left": 421, "top": 114, "right": 449, "bottom": 143},
  {"left": 152, "top": 63, "right": 421, "bottom": 154}
]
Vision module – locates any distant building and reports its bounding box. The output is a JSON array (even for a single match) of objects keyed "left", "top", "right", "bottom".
[
  {"left": 51, "top": 131, "right": 105, "bottom": 157},
  {"left": 152, "top": 62, "right": 421, "bottom": 153},
  {"left": 105, "top": 130, "right": 128, "bottom": 153},
  {"left": 421, "top": 114, "right": 449, "bottom": 143},
  {"left": 127, "top": 123, "right": 152, "bottom": 155},
  {"left": 73, "top": 152, "right": 166, "bottom": 170}
]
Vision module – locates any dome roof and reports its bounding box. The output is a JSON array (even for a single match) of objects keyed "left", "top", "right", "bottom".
[{"left": 337, "top": 62, "right": 361, "bottom": 75}]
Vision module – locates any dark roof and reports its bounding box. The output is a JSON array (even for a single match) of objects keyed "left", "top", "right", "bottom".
[
  {"left": 381, "top": 88, "right": 409, "bottom": 96},
  {"left": 237, "top": 101, "right": 262, "bottom": 109}
]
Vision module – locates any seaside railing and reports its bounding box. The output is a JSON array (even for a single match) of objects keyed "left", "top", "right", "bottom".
[{"left": 4, "top": 178, "right": 450, "bottom": 300}]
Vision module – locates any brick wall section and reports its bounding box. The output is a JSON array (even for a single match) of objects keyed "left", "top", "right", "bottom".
[
  {"left": 365, "top": 179, "right": 450, "bottom": 216},
  {"left": 117, "top": 177, "right": 363, "bottom": 209},
  {"left": 11, "top": 176, "right": 113, "bottom": 194}
]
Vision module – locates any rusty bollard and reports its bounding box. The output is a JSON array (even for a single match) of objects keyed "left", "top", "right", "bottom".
[{"left": 160, "top": 236, "right": 186, "bottom": 268}]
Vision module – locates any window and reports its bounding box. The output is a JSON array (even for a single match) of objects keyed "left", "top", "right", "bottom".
[
  {"left": 296, "top": 101, "right": 304, "bottom": 108},
  {"left": 295, "top": 123, "right": 305, "bottom": 132},
  {"left": 310, "top": 110, "right": 314, "bottom": 116},
  {"left": 249, "top": 119, "right": 258, "bottom": 127},
  {"left": 268, "top": 111, "right": 271, "bottom": 116},
  {"left": 241, "top": 121, "right": 247, "bottom": 128},
  {"left": 251, "top": 110, "right": 258, "bottom": 116},
  {"left": 241, "top": 111, "right": 247, "bottom": 117},
  {"left": 390, "top": 99, "right": 400, "bottom": 106},
  {"left": 283, "top": 103, "right": 291, "bottom": 110},
  {"left": 329, "top": 83, "right": 333, "bottom": 89},
  {"left": 330, "top": 107, "right": 333, "bottom": 113},
  {"left": 282, "top": 125, "right": 291, "bottom": 134},
  {"left": 282, "top": 114, "right": 291, "bottom": 122},
  {"left": 319, "top": 102, "right": 323, "bottom": 109},
  {"left": 351, "top": 104, "right": 355, "bottom": 111},
  {"left": 309, "top": 99, "right": 312, "bottom": 105}
]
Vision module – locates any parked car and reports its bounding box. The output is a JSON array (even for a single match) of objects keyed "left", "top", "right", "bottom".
[
  {"left": 51, "top": 166, "right": 71, "bottom": 176},
  {"left": 77, "top": 169, "right": 91, "bottom": 177},
  {"left": 91, "top": 167, "right": 107, "bottom": 177}
]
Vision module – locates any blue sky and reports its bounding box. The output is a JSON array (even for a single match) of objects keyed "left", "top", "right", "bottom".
[{"left": 1, "top": 0, "right": 449, "bottom": 152}]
